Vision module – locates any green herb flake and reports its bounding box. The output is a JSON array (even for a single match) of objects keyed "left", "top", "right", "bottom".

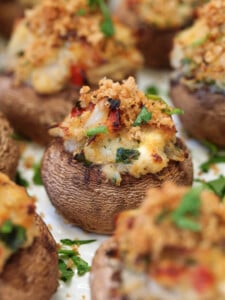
[
  {"left": 32, "top": 161, "right": 43, "bottom": 185},
  {"left": 0, "top": 220, "right": 26, "bottom": 251},
  {"left": 200, "top": 155, "right": 225, "bottom": 173},
  {"left": 116, "top": 148, "right": 140, "bottom": 164},
  {"left": 60, "top": 238, "right": 96, "bottom": 246},
  {"left": 76, "top": 8, "right": 86, "bottom": 15},
  {"left": 191, "top": 35, "right": 208, "bottom": 48},
  {"left": 155, "top": 208, "right": 170, "bottom": 224},
  {"left": 145, "top": 85, "right": 159, "bottom": 95},
  {"left": 163, "top": 108, "right": 184, "bottom": 115},
  {"left": 203, "top": 176, "right": 225, "bottom": 200},
  {"left": 171, "top": 186, "right": 203, "bottom": 232},
  {"left": 71, "top": 255, "right": 91, "bottom": 276},
  {"left": 15, "top": 171, "right": 29, "bottom": 188},
  {"left": 58, "top": 259, "right": 74, "bottom": 282},
  {"left": 133, "top": 106, "right": 152, "bottom": 127},
  {"left": 181, "top": 57, "right": 192, "bottom": 65},
  {"left": 86, "top": 125, "right": 108, "bottom": 137}
]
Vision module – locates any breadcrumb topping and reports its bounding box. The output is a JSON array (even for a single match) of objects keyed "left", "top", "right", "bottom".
[
  {"left": 50, "top": 77, "right": 184, "bottom": 185},
  {"left": 0, "top": 173, "right": 37, "bottom": 273},
  {"left": 3, "top": 0, "right": 143, "bottom": 94},
  {"left": 121, "top": 0, "right": 205, "bottom": 29},
  {"left": 171, "top": 0, "right": 225, "bottom": 91}
]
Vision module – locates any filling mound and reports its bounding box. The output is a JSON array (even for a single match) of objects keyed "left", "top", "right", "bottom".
[
  {"left": 1, "top": 0, "right": 143, "bottom": 94},
  {"left": 120, "top": 0, "right": 205, "bottom": 29},
  {"left": 50, "top": 77, "right": 185, "bottom": 185},
  {"left": 0, "top": 173, "right": 37, "bottom": 273},
  {"left": 115, "top": 183, "right": 225, "bottom": 299},
  {"left": 171, "top": 0, "right": 225, "bottom": 92}
]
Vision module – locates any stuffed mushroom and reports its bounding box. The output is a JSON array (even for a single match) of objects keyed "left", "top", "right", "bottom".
[
  {"left": 0, "top": 112, "right": 19, "bottom": 178},
  {"left": 91, "top": 181, "right": 225, "bottom": 300},
  {"left": 0, "top": 172, "right": 58, "bottom": 300},
  {"left": 42, "top": 77, "right": 193, "bottom": 234},
  {"left": 116, "top": 0, "right": 205, "bottom": 68},
  {"left": 0, "top": 0, "right": 143, "bottom": 144},
  {"left": 170, "top": 0, "right": 225, "bottom": 147}
]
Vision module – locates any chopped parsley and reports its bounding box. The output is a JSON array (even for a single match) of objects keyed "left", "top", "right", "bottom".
[
  {"left": 15, "top": 171, "right": 29, "bottom": 188},
  {"left": 196, "top": 176, "right": 225, "bottom": 201},
  {"left": 58, "top": 238, "right": 96, "bottom": 282},
  {"left": 32, "top": 161, "right": 43, "bottom": 185},
  {"left": 76, "top": 8, "right": 86, "bottom": 16},
  {"left": 163, "top": 107, "right": 184, "bottom": 115},
  {"left": 171, "top": 186, "right": 203, "bottom": 231},
  {"left": 145, "top": 85, "right": 159, "bottom": 95},
  {"left": 88, "top": 0, "right": 114, "bottom": 37},
  {"left": 0, "top": 220, "right": 26, "bottom": 251},
  {"left": 116, "top": 148, "right": 140, "bottom": 164},
  {"left": 200, "top": 142, "right": 225, "bottom": 172},
  {"left": 133, "top": 106, "right": 152, "bottom": 127},
  {"left": 86, "top": 125, "right": 108, "bottom": 137}
]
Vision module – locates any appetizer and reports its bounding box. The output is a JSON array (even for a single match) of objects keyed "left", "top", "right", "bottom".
[
  {"left": 42, "top": 77, "right": 193, "bottom": 234},
  {"left": 91, "top": 181, "right": 225, "bottom": 300},
  {"left": 170, "top": 0, "right": 225, "bottom": 147},
  {"left": 0, "top": 172, "right": 58, "bottom": 300},
  {"left": 0, "top": 0, "right": 143, "bottom": 144},
  {"left": 0, "top": 112, "right": 19, "bottom": 179},
  {"left": 116, "top": 0, "right": 204, "bottom": 68}
]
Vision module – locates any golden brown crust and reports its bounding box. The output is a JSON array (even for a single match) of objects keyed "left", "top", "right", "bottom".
[
  {"left": 0, "top": 214, "right": 58, "bottom": 300},
  {"left": 170, "top": 81, "right": 225, "bottom": 147},
  {"left": 0, "top": 75, "right": 79, "bottom": 145},
  {"left": 90, "top": 238, "right": 121, "bottom": 300},
  {"left": 41, "top": 138, "right": 193, "bottom": 234},
  {"left": 0, "top": 112, "right": 19, "bottom": 178}
]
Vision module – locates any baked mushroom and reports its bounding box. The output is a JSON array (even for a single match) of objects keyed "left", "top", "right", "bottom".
[
  {"left": 42, "top": 77, "right": 193, "bottom": 234},
  {"left": 91, "top": 181, "right": 225, "bottom": 300},
  {"left": 0, "top": 112, "right": 19, "bottom": 178},
  {"left": 170, "top": 0, "right": 225, "bottom": 148},
  {"left": 0, "top": 172, "right": 58, "bottom": 300},
  {"left": 116, "top": 0, "right": 204, "bottom": 68},
  {"left": 0, "top": 0, "right": 143, "bottom": 145}
]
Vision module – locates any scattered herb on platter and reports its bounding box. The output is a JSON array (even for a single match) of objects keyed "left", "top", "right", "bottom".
[
  {"left": 15, "top": 171, "right": 29, "bottom": 188},
  {"left": 133, "top": 106, "right": 152, "bottom": 127},
  {"left": 32, "top": 161, "right": 43, "bottom": 185},
  {"left": 200, "top": 142, "right": 225, "bottom": 172},
  {"left": 58, "top": 238, "right": 96, "bottom": 282},
  {"left": 0, "top": 220, "right": 26, "bottom": 251},
  {"left": 145, "top": 85, "right": 159, "bottom": 95},
  {"left": 116, "top": 148, "right": 140, "bottom": 164},
  {"left": 88, "top": 0, "right": 114, "bottom": 37},
  {"left": 195, "top": 175, "right": 225, "bottom": 201}
]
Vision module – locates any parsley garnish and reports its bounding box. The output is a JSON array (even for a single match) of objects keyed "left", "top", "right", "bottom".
[
  {"left": 200, "top": 142, "right": 225, "bottom": 172},
  {"left": 32, "top": 161, "right": 43, "bottom": 185},
  {"left": 116, "top": 148, "right": 140, "bottom": 164},
  {"left": 171, "top": 186, "right": 203, "bottom": 232},
  {"left": 58, "top": 238, "right": 95, "bottom": 282},
  {"left": 86, "top": 125, "right": 108, "bottom": 137},
  {"left": 145, "top": 85, "right": 159, "bottom": 95},
  {"left": 60, "top": 238, "right": 96, "bottom": 246},
  {"left": 88, "top": 0, "right": 114, "bottom": 37},
  {"left": 196, "top": 176, "right": 225, "bottom": 201},
  {"left": 133, "top": 106, "right": 152, "bottom": 127},
  {"left": 15, "top": 171, "right": 29, "bottom": 188},
  {"left": 163, "top": 107, "right": 184, "bottom": 115},
  {"left": 0, "top": 220, "right": 26, "bottom": 251}
]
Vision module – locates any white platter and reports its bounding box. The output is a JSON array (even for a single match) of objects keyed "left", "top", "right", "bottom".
[{"left": 16, "top": 68, "right": 225, "bottom": 300}]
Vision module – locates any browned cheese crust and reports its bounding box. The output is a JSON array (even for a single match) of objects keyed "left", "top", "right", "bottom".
[
  {"left": 116, "top": 1, "right": 182, "bottom": 69},
  {"left": 90, "top": 238, "right": 121, "bottom": 300},
  {"left": 41, "top": 138, "right": 193, "bottom": 234},
  {"left": 0, "top": 112, "right": 19, "bottom": 178},
  {"left": 0, "top": 1, "right": 23, "bottom": 37},
  {"left": 0, "top": 75, "right": 79, "bottom": 144},
  {"left": 0, "top": 214, "right": 58, "bottom": 300},
  {"left": 170, "top": 81, "right": 225, "bottom": 148}
]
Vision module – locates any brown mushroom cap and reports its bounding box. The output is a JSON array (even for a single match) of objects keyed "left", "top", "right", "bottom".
[
  {"left": 0, "top": 214, "right": 58, "bottom": 300},
  {"left": 90, "top": 238, "right": 120, "bottom": 300},
  {"left": 170, "top": 81, "right": 225, "bottom": 148},
  {"left": 0, "top": 112, "right": 19, "bottom": 178},
  {"left": 0, "top": 75, "right": 79, "bottom": 145},
  {"left": 41, "top": 138, "right": 193, "bottom": 234}
]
